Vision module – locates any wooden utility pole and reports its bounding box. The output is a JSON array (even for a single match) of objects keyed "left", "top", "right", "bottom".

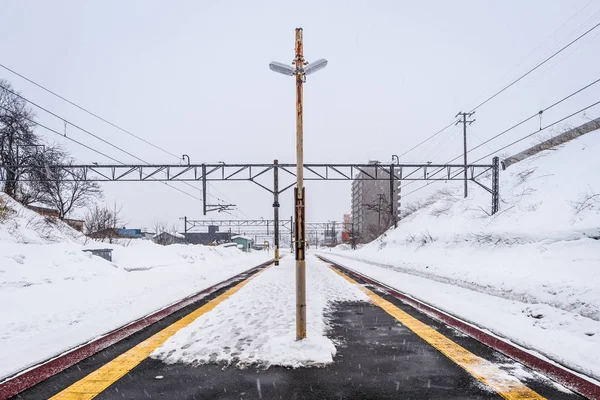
[{"left": 456, "top": 112, "right": 475, "bottom": 198}]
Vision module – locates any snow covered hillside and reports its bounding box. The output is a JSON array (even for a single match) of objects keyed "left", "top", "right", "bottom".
[
  {"left": 0, "top": 194, "right": 271, "bottom": 379},
  {"left": 325, "top": 131, "right": 600, "bottom": 379}
]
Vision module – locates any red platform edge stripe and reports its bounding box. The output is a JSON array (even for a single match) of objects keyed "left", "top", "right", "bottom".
[
  {"left": 318, "top": 255, "right": 600, "bottom": 400},
  {"left": 0, "top": 259, "right": 273, "bottom": 399}
]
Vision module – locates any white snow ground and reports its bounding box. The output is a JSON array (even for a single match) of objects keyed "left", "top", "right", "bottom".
[
  {"left": 152, "top": 255, "right": 368, "bottom": 368},
  {"left": 322, "top": 131, "right": 600, "bottom": 380},
  {"left": 0, "top": 194, "right": 271, "bottom": 380}
]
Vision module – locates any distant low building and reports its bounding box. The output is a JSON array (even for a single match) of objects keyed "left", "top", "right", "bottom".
[
  {"left": 231, "top": 235, "right": 253, "bottom": 252},
  {"left": 88, "top": 228, "right": 144, "bottom": 240},
  {"left": 26, "top": 205, "right": 84, "bottom": 232},
  {"left": 153, "top": 232, "right": 185, "bottom": 246},
  {"left": 64, "top": 218, "right": 84, "bottom": 232},
  {"left": 141, "top": 231, "right": 156, "bottom": 240},
  {"left": 26, "top": 205, "right": 60, "bottom": 218},
  {"left": 182, "top": 232, "right": 231, "bottom": 246}
]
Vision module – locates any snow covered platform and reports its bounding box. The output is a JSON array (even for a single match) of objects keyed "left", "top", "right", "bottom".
[{"left": 15, "top": 256, "right": 584, "bottom": 399}]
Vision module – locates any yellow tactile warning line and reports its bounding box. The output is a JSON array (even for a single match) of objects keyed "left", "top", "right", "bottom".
[
  {"left": 50, "top": 267, "right": 269, "bottom": 400},
  {"left": 329, "top": 266, "right": 545, "bottom": 400}
]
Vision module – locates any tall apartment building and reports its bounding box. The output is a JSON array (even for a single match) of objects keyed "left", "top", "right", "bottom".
[{"left": 351, "top": 161, "right": 399, "bottom": 243}]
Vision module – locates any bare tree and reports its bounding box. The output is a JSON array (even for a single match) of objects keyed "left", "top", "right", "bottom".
[
  {"left": 0, "top": 80, "right": 39, "bottom": 198},
  {"left": 35, "top": 151, "right": 103, "bottom": 219},
  {"left": 570, "top": 189, "right": 600, "bottom": 219},
  {"left": 153, "top": 220, "right": 180, "bottom": 245},
  {"left": 363, "top": 194, "right": 393, "bottom": 241},
  {"left": 12, "top": 143, "right": 65, "bottom": 206},
  {"left": 84, "top": 203, "right": 125, "bottom": 234}
]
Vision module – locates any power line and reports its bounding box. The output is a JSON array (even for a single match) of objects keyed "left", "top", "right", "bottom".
[
  {"left": 398, "top": 16, "right": 600, "bottom": 161},
  {"left": 0, "top": 85, "right": 154, "bottom": 165},
  {"left": 0, "top": 62, "right": 181, "bottom": 160},
  {"left": 467, "top": 1, "right": 596, "bottom": 109},
  {"left": 418, "top": 125, "right": 460, "bottom": 161},
  {"left": 471, "top": 99, "right": 600, "bottom": 163},
  {"left": 0, "top": 64, "right": 244, "bottom": 211},
  {"left": 0, "top": 104, "right": 119, "bottom": 163},
  {"left": 469, "top": 21, "right": 600, "bottom": 113},
  {"left": 466, "top": 77, "right": 600, "bottom": 159},
  {"left": 396, "top": 120, "right": 457, "bottom": 160},
  {"left": 403, "top": 75, "right": 600, "bottom": 195},
  {"left": 0, "top": 84, "right": 229, "bottom": 204},
  {"left": 0, "top": 103, "right": 205, "bottom": 202},
  {"left": 402, "top": 99, "right": 600, "bottom": 200}
]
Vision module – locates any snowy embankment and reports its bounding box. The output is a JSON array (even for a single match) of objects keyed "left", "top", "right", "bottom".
[
  {"left": 152, "top": 255, "right": 367, "bottom": 368},
  {"left": 324, "top": 132, "right": 600, "bottom": 380},
  {"left": 0, "top": 195, "right": 271, "bottom": 380}
]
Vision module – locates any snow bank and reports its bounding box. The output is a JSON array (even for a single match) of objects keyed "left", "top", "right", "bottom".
[
  {"left": 152, "top": 255, "right": 368, "bottom": 368},
  {"left": 0, "top": 194, "right": 271, "bottom": 379},
  {"left": 394, "top": 132, "right": 600, "bottom": 241},
  {"left": 325, "top": 132, "right": 600, "bottom": 379}
]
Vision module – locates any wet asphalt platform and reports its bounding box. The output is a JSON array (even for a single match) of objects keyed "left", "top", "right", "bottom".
[{"left": 17, "top": 271, "right": 582, "bottom": 399}]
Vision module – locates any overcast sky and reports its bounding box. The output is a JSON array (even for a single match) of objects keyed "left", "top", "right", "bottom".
[{"left": 1, "top": 0, "right": 599, "bottom": 231}]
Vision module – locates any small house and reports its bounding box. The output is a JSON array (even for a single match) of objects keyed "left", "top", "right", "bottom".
[
  {"left": 153, "top": 232, "right": 186, "bottom": 246},
  {"left": 231, "top": 235, "right": 253, "bottom": 252}
]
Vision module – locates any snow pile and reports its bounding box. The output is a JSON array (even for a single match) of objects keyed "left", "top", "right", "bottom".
[
  {"left": 103, "top": 240, "right": 244, "bottom": 271},
  {"left": 0, "top": 194, "right": 271, "bottom": 379},
  {"left": 0, "top": 194, "right": 83, "bottom": 245},
  {"left": 152, "top": 255, "right": 368, "bottom": 368},
  {"left": 325, "top": 132, "right": 600, "bottom": 379},
  {"left": 394, "top": 132, "right": 600, "bottom": 242}
]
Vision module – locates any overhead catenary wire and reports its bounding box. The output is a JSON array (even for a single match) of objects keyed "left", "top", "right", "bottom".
[
  {"left": 401, "top": 13, "right": 600, "bottom": 206},
  {"left": 470, "top": 99, "right": 600, "bottom": 164},
  {"left": 0, "top": 103, "right": 205, "bottom": 202},
  {"left": 468, "top": 21, "right": 600, "bottom": 113},
  {"left": 0, "top": 103, "right": 120, "bottom": 163},
  {"left": 0, "top": 85, "right": 158, "bottom": 165},
  {"left": 400, "top": 76, "right": 600, "bottom": 195},
  {"left": 395, "top": 120, "right": 457, "bottom": 160},
  {"left": 467, "top": 1, "right": 597, "bottom": 109},
  {"left": 401, "top": 99, "right": 600, "bottom": 200},
  {"left": 0, "top": 84, "right": 235, "bottom": 205},
  {"left": 465, "top": 76, "right": 600, "bottom": 158},
  {"left": 397, "top": 15, "right": 600, "bottom": 161},
  {"left": 0, "top": 63, "right": 244, "bottom": 212},
  {"left": 0, "top": 62, "right": 181, "bottom": 160}
]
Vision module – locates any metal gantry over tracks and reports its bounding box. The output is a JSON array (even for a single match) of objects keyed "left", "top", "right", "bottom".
[
  {"left": 1, "top": 158, "right": 500, "bottom": 216},
  {"left": 1, "top": 157, "right": 501, "bottom": 253},
  {"left": 1, "top": 159, "right": 500, "bottom": 206}
]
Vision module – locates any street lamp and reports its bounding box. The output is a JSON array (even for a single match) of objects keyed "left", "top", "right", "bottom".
[{"left": 269, "top": 28, "right": 327, "bottom": 340}]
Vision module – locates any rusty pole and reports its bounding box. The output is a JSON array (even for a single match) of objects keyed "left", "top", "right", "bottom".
[{"left": 294, "top": 27, "right": 307, "bottom": 340}]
